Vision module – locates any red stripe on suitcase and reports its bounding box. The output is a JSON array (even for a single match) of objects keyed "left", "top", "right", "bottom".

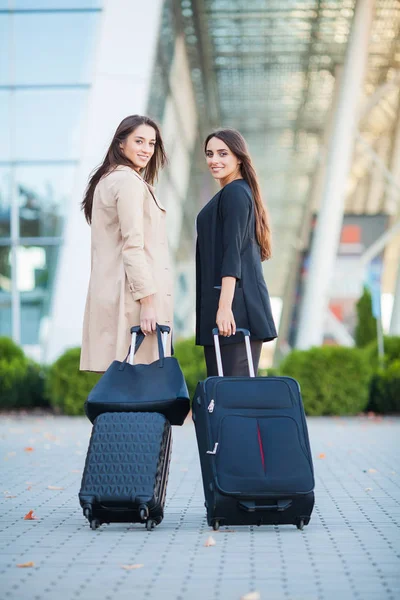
[{"left": 257, "top": 422, "right": 266, "bottom": 473}]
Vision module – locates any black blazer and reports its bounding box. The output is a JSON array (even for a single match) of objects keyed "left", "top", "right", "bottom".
[{"left": 195, "top": 179, "right": 277, "bottom": 346}]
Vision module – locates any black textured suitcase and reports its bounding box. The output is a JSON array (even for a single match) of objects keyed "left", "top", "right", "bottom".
[
  {"left": 192, "top": 329, "right": 315, "bottom": 531},
  {"left": 79, "top": 412, "right": 172, "bottom": 530}
]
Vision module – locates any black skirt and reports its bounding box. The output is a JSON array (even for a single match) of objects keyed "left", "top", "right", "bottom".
[{"left": 204, "top": 340, "right": 263, "bottom": 378}]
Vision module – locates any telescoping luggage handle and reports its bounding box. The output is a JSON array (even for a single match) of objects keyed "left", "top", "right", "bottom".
[
  {"left": 129, "top": 324, "right": 170, "bottom": 365},
  {"left": 212, "top": 327, "right": 255, "bottom": 377}
]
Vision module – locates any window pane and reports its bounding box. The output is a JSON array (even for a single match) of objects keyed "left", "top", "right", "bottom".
[
  {"left": 17, "top": 165, "right": 75, "bottom": 237},
  {"left": 0, "top": 245, "right": 11, "bottom": 292},
  {"left": 19, "top": 244, "right": 60, "bottom": 345},
  {"left": 20, "top": 297, "right": 42, "bottom": 345},
  {"left": 13, "top": 1, "right": 102, "bottom": 8},
  {"left": 17, "top": 245, "right": 58, "bottom": 292},
  {"left": 14, "top": 89, "right": 87, "bottom": 160},
  {"left": 0, "top": 168, "right": 11, "bottom": 237},
  {"left": 13, "top": 11, "right": 100, "bottom": 85},
  {"left": 0, "top": 90, "right": 11, "bottom": 161},
  {"left": 0, "top": 295, "right": 12, "bottom": 338},
  {"left": 0, "top": 16, "right": 10, "bottom": 85},
  {"left": 0, "top": 245, "right": 12, "bottom": 338}
]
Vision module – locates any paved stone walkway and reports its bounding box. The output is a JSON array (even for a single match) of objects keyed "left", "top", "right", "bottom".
[{"left": 0, "top": 414, "right": 399, "bottom": 600}]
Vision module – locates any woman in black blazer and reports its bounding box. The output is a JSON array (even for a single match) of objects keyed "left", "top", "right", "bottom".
[{"left": 196, "top": 128, "right": 277, "bottom": 376}]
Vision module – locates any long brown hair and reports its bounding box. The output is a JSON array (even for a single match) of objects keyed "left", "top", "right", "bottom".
[
  {"left": 204, "top": 128, "right": 272, "bottom": 261},
  {"left": 81, "top": 115, "right": 167, "bottom": 224}
]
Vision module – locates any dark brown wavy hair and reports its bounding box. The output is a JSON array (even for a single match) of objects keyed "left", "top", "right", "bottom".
[
  {"left": 204, "top": 128, "right": 272, "bottom": 261},
  {"left": 81, "top": 115, "right": 167, "bottom": 224}
]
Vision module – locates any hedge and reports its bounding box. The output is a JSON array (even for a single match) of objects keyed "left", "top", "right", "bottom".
[
  {"left": 365, "top": 336, "right": 400, "bottom": 413},
  {"left": 0, "top": 337, "right": 48, "bottom": 409},
  {"left": 368, "top": 360, "right": 400, "bottom": 414},
  {"left": 173, "top": 337, "right": 206, "bottom": 400},
  {"left": 1, "top": 334, "right": 399, "bottom": 415},
  {"left": 46, "top": 347, "right": 101, "bottom": 416},
  {"left": 278, "top": 346, "right": 373, "bottom": 416},
  {"left": 365, "top": 336, "right": 400, "bottom": 367}
]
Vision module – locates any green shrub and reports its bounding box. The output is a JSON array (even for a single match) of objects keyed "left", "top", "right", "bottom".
[
  {"left": 0, "top": 336, "right": 25, "bottom": 361},
  {"left": 279, "top": 346, "right": 372, "bottom": 415},
  {"left": 174, "top": 337, "right": 206, "bottom": 400},
  {"left": 364, "top": 336, "right": 400, "bottom": 368},
  {"left": 0, "top": 354, "right": 28, "bottom": 408},
  {"left": 368, "top": 359, "right": 400, "bottom": 413},
  {"left": 0, "top": 337, "right": 48, "bottom": 409},
  {"left": 24, "top": 362, "right": 50, "bottom": 408},
  {"left": 263, "top": 367, "right": 280, "bottom": 377},
  {"left": 355, "top": 287, "right": 377, "bottom": 348},
  {"left": 46, "top": 347, "right": 101, "bottom": 416}
]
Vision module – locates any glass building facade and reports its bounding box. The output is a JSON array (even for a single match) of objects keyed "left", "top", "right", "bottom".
[{"left": 0, "top": 1, "right": 101, "bottom": 358}]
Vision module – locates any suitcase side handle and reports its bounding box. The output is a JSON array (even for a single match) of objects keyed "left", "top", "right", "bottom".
[
  {"left": 212, "top": 328, "right": 255, "bottom": 378},
  {"left": 239, "top": 499, "right": 292, "bottom": 512}
]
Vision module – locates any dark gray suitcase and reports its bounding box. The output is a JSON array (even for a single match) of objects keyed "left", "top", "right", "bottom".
[
  {"left": 79, "top": 412, "right": 172, "bottom": 530},
  {"left": 192, "top": 328, "right": 315, "bottom": 530}
]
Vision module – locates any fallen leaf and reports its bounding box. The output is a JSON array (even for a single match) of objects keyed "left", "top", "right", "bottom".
[
  {"left": 17, "top": 562, "right": 35, "bottom": 568},
  {"left": 121, "top": 564, "right": 144, "bottom": 570},
  {"left": 47, "top": 486, "right": 64, "bottom": 490},
  {"left": 241, "top": 592, "right": 260, "bottom": 600},
  {"left": 27, "top": 486, "right": 32, "bottom": 491},
  {"left": 365, "top": 488, "right": 373, "bottom": 491},
  {"left": 24, "top": 510, "right": 38, "bottom": 520},
  {"left": 204, "top": 536, "right": 216, "bottom": 547},
  {"left": 317, "top": 453, "right": 326, "bottom": 459},
  {"left": 368, "top": 469, "right": 377, "bottom": 473},
  {"left": 43, "top": 432, "right": 57, "bottom": 441},
  {"left": 25, "top": 481, "right": 34, "bottom": 485},
  {"left": 5, "top": 495, "right": 17, "bottom": 498},
  {"left": 24, "top": 447, "right": 34, "bottom": 452}
]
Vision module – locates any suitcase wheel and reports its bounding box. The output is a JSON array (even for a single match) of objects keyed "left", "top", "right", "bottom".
[
  {"left": 212, "top": 520, "right": 220, "bottom": 531},
  {"left": 83, "top": 507, "right": 91, "bottom": 521},
  {"left": 296, "top": 519, "right": 305, "bottom": 531},
  {"left": 139, "top": 506, "right": 149, "bottom": 522},
  {"left": 145, "top": 519, "right": 156, "bottom": 531},
  {"left": 90, "top": 519, "right": 100, "bottom": 530}
]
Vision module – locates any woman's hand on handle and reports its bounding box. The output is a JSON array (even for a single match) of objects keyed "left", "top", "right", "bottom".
[
  {"left": 139, "top": 295, "right": 156, "bottom": 335},
  {"left": 216, "top": 306, "right": 236, "bottom": 337},
  {"left": 216, "top": 276, "right": 237, "bottom": 337}
]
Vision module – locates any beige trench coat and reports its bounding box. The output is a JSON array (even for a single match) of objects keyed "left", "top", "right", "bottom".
[{"left": 80, "top": 166, "right": 173, "bottom": 371}]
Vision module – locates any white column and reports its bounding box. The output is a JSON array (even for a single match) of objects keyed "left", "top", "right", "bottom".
[
  {"left": 295, "top": 0, "right": 374, "bottom": 349},
  {"left": 45, "top": 0, "right": 163, "bottom": 363},
  {"left": 390, "top": 263, "right": 400, "bottom": 335},
  {"left": 389, "top": 102, "right": 400, "bottom": 335}
]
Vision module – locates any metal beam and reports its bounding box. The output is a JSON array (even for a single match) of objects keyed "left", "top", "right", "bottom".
[
  {"left": 295, "top": 0, "right": 374, "bottom": 349},
  {"left": 360, "top": 72, "right": 400, "bottom": 120},
  {"left": 356, "top": 133, "right": 400, "bottom": 198},
  {"left": 360, "top": 219, "right": 400, "bottom": 265}
]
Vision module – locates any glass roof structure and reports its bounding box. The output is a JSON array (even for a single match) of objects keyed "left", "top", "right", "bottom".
[{"left": 179, "top": 0, "right": 400, "bottom": 297}]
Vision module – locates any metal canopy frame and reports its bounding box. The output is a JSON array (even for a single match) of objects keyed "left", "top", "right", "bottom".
[{"left": 179, "top": 0, "right": 400, "bottom": 298}]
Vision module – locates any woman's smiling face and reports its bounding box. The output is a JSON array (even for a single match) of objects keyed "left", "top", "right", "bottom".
[
  {"left": 120, "top": 124, "right": 156, "bottom": 172},
  {"left": 205, "top": 136, "right": 241, "bottom": 183}
]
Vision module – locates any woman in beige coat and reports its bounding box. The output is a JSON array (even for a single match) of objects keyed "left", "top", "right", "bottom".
[{"left": 80, "top": 115, "right": 173, "bottom": 372}]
